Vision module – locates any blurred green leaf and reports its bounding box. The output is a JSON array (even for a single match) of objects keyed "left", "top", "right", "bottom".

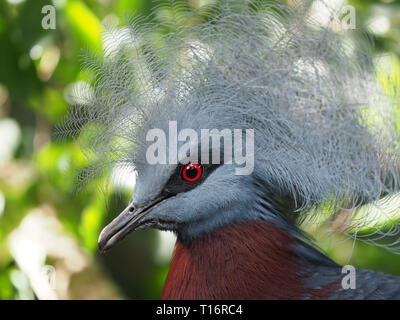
[
  {"left": 79, "top": 196, "right": 106, "bottom": 251},
  {"left": 65, "top": 0, "right": 102, "bottom": 51}
]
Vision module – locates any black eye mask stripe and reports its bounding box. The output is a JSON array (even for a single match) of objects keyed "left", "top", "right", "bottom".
[{"left": 162, "top": 163, "right": 220, "bottom": 196}]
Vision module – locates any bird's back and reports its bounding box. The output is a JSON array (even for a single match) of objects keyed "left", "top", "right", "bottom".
[
  {"left": 329, "top": 269, "right": 400, "bottom": 299},
  {"left": 295, "top": 239, "right": 400, "bottom": 300}
]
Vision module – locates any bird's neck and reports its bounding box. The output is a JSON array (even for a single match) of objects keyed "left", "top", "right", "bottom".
[{"left": 161, "top": 220, "right": 339, "bottom": 299}]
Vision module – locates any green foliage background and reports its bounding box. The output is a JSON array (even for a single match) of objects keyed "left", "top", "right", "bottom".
[{"left": 0, "top": 0, "right": 399, "bottom": 299}]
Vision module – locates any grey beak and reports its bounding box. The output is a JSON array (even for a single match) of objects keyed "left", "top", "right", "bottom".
[{"left": 98, "top": 197, "right": 168, "bottom": 253}]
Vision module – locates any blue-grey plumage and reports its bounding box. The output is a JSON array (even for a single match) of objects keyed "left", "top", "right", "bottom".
[{"left": 59, "top": 0, "right": 400, "bottom": 299}]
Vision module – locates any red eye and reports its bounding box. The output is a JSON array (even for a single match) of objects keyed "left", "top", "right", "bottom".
[{"left": 182, "top": 163, "right": 203, "bottom": 182}]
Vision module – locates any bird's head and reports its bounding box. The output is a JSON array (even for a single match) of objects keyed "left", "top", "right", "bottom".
[
  {"left": 98, "top": 157, "right": 263, "bottom": 251},
  {"left": 59, "top": 1, "right": 400, "bottom": 254}
]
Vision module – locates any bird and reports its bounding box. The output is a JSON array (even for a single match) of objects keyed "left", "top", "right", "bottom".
[{"left": 59, "top": 0, "right": 400, "bottom": 299}]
